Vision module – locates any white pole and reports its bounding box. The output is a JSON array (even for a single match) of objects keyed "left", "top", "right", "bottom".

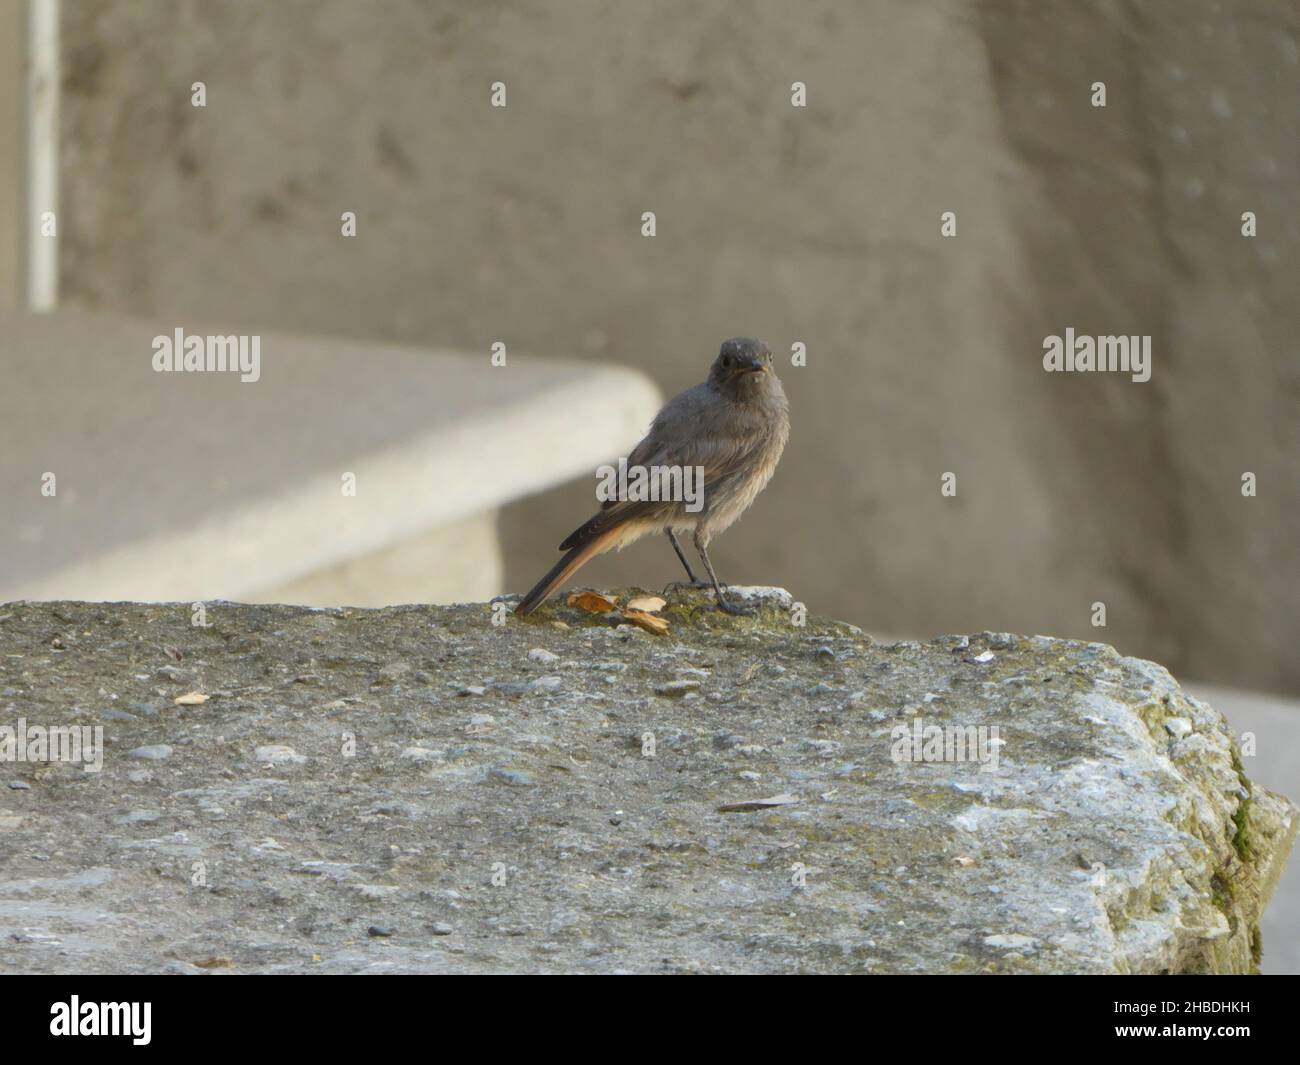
[{"left": 24, "top": 0, "right": 58, "bottom": 311}]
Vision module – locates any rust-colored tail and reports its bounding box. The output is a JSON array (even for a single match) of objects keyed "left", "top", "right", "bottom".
[{"left": 514, "top": 525, "right": 624, "bottom": 616}]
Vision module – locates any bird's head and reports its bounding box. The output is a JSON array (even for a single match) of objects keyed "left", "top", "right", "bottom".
[{"left": 709, "top": 336, "right": 776, "bottom": 398}]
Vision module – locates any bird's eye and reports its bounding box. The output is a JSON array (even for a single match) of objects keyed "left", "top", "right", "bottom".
[{"left": 721, "top": 355, "right": 733, "bottom": 368}]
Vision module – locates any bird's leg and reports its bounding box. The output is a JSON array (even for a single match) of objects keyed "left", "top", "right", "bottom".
[
  {"left": 694, "top": 532, "right": 754, "bottom": 616},
  {"left": 667, "top": 529, "right": 701, "bottom": 582},
  {"left": 662, "top": 529, "right": 711, "bottom": 593}
]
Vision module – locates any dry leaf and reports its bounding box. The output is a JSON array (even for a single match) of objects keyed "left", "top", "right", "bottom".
[
  {"left": 163, "top": 645, "right": 183, "bottom": 662},
  {"left": 953, "top": 855, "right": 977, "bottom": 867},
  {"left": 625, "top": 595, "right": 666, "bottom": 613},
  {"left": 192, "top": 957, "right": 232, "bottom": 969},
  {"left": 566, "top": 590, "right": 618, "bottom": 613},
  {"left": 717, "top": 793, "right": 800, "bottom": 813},
  {"left": 174, "top": 691, "right": 209, "bottom": 706},
  {"left": 623, "top": 608, "right": 670, "bottom": 636}
]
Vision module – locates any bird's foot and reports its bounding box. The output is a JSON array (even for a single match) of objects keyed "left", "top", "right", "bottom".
[
  {"left": 663, "top": 579, "right": 713, "bottom": 595},
  {"left": 714, "top": 595, "right": 756, "bottom": 616}
]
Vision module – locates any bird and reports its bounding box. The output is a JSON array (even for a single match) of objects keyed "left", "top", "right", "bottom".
[{"left": 514, "top": 337, "right": 789, "bottom": 616}]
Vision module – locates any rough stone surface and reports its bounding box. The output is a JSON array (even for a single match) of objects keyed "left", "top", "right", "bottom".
[{"left": 0, "top": 597, "right": 1293, "bottom": 974}]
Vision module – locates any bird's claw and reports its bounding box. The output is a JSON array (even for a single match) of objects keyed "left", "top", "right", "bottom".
[
  {"left": 714, "top": 596, "right": 756, "bottom": 616},
  {"left": 663, "top": 579, "right": 713, "bottom": 595}
]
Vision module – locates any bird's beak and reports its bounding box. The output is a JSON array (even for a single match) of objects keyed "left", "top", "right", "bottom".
[{"left": 736, "top": 357, "right": 768, "bottom": 375}]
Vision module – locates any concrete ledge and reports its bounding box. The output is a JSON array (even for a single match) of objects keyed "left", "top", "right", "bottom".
[
  {"left": 0, "top": 596, "right": 1293, "bottom": 974},
  {"left": 253, "top": 508, "right": 504, "bottom": 608},
  {"left": 0, "top": 308, "right": 661, "bottom": 602}
]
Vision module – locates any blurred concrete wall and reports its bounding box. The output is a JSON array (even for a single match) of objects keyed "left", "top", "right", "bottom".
[{"left": 54, "top": 0, "right": 1299, "bottom": 692}]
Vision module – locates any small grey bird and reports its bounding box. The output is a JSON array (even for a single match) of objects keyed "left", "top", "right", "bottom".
[{"left": 515, "top": 337, "right": 789, "bottom": 616}]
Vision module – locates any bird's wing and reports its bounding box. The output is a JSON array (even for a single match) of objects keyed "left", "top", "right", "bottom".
[{"left": 558, "top": 420, "right": 755, "bottom": 551}]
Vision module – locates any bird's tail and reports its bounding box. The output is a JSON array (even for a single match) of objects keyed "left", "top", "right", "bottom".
[{"left": 514, "top": 525, "right": 625, "bottom": 616}]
